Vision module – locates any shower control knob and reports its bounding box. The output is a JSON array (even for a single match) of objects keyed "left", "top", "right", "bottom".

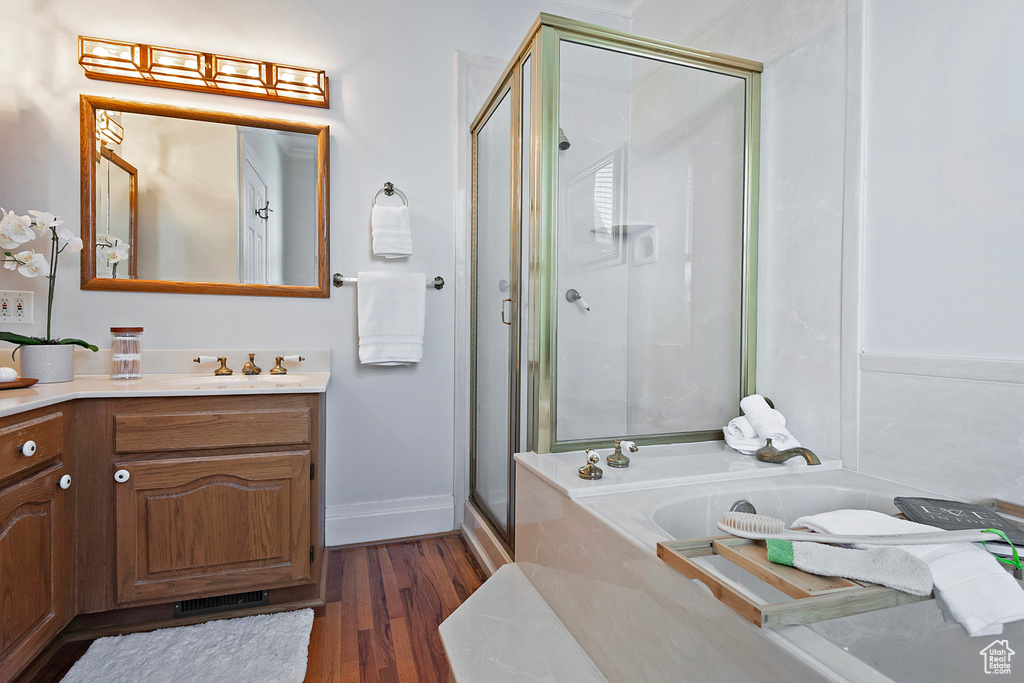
[
  {"left": 58, "top": 474, "right": 72, "bottom": 490},
  {"left": 578, "top": 449, "right": 603, "bottom": 480},
  {"left": 20, "top": 440, "right": 36, "bottom": 457},
  {"left": 114, "top": 469, "right": 131, "bottom": 484}
]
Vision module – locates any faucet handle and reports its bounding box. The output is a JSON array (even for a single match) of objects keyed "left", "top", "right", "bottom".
[
  {"left": 270, "top": 355, "right": 306, "bottom": 375},
  {"left": 607, "top": 440, "right": 636, "bottom": 468},
  {"left": 214, "top": 357, "right": 233, "bottom": 376},
  {"left": 578, "top": 449, "right": 603, "bottom": 480}
]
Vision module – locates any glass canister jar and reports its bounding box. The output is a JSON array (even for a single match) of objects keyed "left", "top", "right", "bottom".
[{"left": 110, "top": 327, "right": 143, "bottom": 379}]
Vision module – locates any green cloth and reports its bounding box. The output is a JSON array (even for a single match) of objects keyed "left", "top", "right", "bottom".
[{"left": 766, "top": 538, "right": 794, "bottom": 566}]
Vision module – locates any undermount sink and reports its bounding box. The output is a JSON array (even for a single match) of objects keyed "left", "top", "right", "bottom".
[{"left": 159, "top": 374, "right": 308, "bottom": 386}]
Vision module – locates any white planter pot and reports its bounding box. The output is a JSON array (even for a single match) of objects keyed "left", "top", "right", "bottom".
[{"left": 19, "top": 344, "right": 75, "bottom": 383}]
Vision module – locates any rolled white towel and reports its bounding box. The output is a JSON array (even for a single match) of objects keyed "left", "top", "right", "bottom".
[
  {"left": 723, "top": 432, "right": 763, "bottom": 455},
  {"left": 725, "top": 411, "right": 786, "bottom": 440},
  {"left": 739, "top": 394, "right": 787, "bottom": 439}
]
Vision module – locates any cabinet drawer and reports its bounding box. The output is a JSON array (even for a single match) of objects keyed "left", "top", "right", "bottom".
[
  {"left": 114, "top": 408, "right": 311, "bottom": 453},
  {"left": 0, "top": 411, "right": 64, "bottom": 483}
]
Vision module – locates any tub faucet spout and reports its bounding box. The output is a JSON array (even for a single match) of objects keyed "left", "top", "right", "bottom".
[{"left": 754, "top": 438, "right": 820, "bottom": 466}]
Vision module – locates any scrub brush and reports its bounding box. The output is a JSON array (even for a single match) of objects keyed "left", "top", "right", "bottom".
[{"left": 718, "top": 511, "right": 1007, "bottom": 545}]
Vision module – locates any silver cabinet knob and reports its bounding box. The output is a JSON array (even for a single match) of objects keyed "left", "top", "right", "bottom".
[
  {"left": 59, "top": 474, "right": 72, "bottom": 490},
  {"left": 114, "top": 469, "right": 131, "bottom": 483},
  {"left": 20, "top": 440, "right": 36, "bottom": 457}
]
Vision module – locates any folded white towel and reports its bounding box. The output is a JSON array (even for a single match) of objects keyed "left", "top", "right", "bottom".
[
  {"left": 791, "top": 509, "right": 1024, "bottom": 636},
  {"left": 357, "top": 271, "right": 425, "bottom": 365},
  {"left": 723, "top": 431, "right": 801, "bottom": 456},
  {"left": 725, "top": 412, "right": 786, "bottom": 440},
  {"left": 787, "top": 542, "right": 933, "bottom": 596},
  {"left": 371, "top": 205, "right": 412, "bottom": 258}
]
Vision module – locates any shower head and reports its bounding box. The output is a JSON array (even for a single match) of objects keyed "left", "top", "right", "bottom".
[{"left": 558, "top": 127, "right": 571, "bottom": 151}]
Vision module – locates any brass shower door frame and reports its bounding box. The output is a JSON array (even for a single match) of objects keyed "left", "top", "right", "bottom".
[{"left": 469, "top": 15, "right": 764, "bottom": 545}]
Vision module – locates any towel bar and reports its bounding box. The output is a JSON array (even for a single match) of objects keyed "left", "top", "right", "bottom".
[{"left": 332, "top": 273, "right": 444, "bottom": 290}]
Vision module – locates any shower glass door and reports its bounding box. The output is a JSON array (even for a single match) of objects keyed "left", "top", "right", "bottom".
[{"left": 470, "top": 83, "right": 519, "bottom": 547}]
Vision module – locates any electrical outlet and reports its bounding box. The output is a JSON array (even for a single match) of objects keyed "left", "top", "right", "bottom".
[{"left": 0, "top": 291, "right": 33, "bottom": 324}]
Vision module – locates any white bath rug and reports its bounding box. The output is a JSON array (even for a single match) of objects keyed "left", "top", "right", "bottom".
[{"left": 61, "top": 608, "right": 314, "bottom": 683}]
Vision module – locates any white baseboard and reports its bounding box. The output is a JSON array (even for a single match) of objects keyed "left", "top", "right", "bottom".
[{"left": 325, "top": 495, "right": 454, "bottom": 546}]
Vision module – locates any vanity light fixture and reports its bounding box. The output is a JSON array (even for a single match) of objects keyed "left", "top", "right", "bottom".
[
  {"left": 95, "top": 110, "right": 124, "bottom": 146},
  {"left": 78, "top": 36, "right": 329, "bottom": 108}
]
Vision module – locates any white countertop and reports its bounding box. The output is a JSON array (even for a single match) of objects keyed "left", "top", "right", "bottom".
[
  {"left": 0, "top": 372, "right": 331, "bottom": 418},
  {"left": 514, "top": 441, "right": 841, "bottom": 499}
]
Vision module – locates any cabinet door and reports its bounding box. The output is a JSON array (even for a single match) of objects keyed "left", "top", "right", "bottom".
[
  {"left": 0, "top": 464, "right": 73, "bottom": 682},
  {"left": 114, "top": 450, "right": 311, "bottom": 604}
]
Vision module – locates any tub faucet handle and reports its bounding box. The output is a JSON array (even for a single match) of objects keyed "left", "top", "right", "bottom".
[
  {"left": 578, "top": 449, "right": 603, "bottom": 480},
  {"left": 607, "top": 439, "right": 637, "bottom": 468}
]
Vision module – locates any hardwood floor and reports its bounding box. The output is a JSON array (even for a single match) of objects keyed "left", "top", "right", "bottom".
[
  {"left": 25, "top": 534, "right": 487, "bottom": 683},
  {"left": 304, "top": 534, "right": 486, "bottom": 682}
]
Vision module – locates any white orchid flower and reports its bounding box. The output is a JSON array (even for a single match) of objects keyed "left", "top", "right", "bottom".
[
  {"left": 0, "top": 209, "right": 36, "bottom": 247},
  {"left": 2, "top": 249, "right": 33, "bottom": 270},
  {"left": 28, "top": 210, "right": 64, "bottom": 230},
  {"left": 57, "top": 228, "right": 83, "bottom": 252},
  {"left": 106, "top": 244, "right": 129, "bottom": 263},
  {"left": 17, "top": 251, "right": 48, "bottom": 277}
]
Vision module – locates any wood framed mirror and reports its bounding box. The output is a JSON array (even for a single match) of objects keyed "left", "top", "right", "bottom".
[{"left": 80, "top": 95, "right": 329, "bottom": 297}]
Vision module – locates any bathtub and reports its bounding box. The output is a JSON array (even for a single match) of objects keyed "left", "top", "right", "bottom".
[{"left": 580, "top": 468, "right": 1024, "bottom": 683}]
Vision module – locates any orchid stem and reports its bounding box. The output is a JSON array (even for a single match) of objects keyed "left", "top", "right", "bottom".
[{"left": 46, "top": 227, "right": 57, "bottom": 341}]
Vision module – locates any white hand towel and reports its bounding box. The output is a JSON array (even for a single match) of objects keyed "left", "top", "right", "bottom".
[
  {"left": 357, "top": 272, "right": 425, "bottom": 365},
  {"left": 371, "top": 205, "right": 413, "bottom": 258},
  {"left": 791, "top": 509, "right": 1024, "bottom": 636},
  {"left": 740, "top": 394, "right": 800, "bottom": 447},
  {"left": 787, "top": 542, "right": 933, "bottom": 596}
]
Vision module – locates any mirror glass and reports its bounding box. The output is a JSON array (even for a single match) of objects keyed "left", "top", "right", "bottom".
[{"left": 82, "top": 97, "right": 329, "bottom": 296}]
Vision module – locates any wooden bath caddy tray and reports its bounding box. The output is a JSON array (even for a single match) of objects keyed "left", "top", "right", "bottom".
[{"left": 657, "top": 499, "right": 1023, "bottom": 628}]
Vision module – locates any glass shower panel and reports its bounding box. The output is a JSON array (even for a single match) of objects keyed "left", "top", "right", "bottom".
[
  {"left": 472, "top": 91, "right": 513, "bottom": 537},
  {"left": 555, "top": 40, "right": 748, "bottom": 442}
]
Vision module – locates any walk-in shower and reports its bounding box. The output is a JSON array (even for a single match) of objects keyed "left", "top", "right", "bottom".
[{"left": 469, "top": 15, "right": 763, "bottom": 551}]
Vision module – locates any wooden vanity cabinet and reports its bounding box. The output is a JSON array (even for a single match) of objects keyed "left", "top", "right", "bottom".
[
  {"left": 77, "top": 393, "right": 325, "bottom": 611},
  {"left": 0, "top": 392, "right": 325, "bottom": 682},
  {"left": 0, "top": 408, "right": 74, "bottom": 683}
]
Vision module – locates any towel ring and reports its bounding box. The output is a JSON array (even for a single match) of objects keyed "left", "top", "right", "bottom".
[{"left": 373, "top": 181, "right": 408, "bottom": 207}]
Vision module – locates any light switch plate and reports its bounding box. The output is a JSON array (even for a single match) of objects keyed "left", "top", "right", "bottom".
[{"left": 0, "top": 291, "right": 33, "bottom": 324}]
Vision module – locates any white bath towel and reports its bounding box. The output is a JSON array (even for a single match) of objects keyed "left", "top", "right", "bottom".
[
  {"left": 357, "top": 271, "right": 425, "bottom": 365},
  {"left": 792, "top": 509, "right": 1024, "bottom": 636},
  {"left": 786, "top": 542, "right": 933, "bottom": 596},
  {"left": 371, "top": 205, "right": 413, "bottom": 258}
]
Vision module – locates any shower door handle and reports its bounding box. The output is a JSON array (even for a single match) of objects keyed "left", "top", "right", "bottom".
[{"left": 501, "top": 298, "right": 512, "bottom": 325}]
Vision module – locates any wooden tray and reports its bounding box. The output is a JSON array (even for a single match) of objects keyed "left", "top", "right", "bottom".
[
  {"left": 0, "top": 378, "right": 38, "bottom": 391},
  {"left": 657, "top": 536, "right": 930, "bottom": 628}
]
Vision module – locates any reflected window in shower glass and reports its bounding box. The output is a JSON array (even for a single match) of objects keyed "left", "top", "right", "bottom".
[
  {"left": 95, "top": 148, "right": 138, "bottom": 279},
  {"left": 555, "top": 39, "right": 748, "bottom": 443}
]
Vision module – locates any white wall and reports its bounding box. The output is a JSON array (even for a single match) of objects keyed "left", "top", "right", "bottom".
[
  {"left": 855, "top": 0, "right": 1024, "bottom": 501},
  {"left": 0, "top": 0, "right": 626, "bottom": 546}
]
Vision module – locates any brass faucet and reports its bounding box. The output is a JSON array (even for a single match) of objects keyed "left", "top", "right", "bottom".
[
  {"left": 754, "top": 438, "right": 821, "bottom": 466},
  {"left": 194, "top": 356, "right": 233, "bottom": 375},
  {"left": 606, "top": 440, "right": 638, "bottom": 468},
  {"left": 241, "top": 354, "right": 262, "bottom": 375}
]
